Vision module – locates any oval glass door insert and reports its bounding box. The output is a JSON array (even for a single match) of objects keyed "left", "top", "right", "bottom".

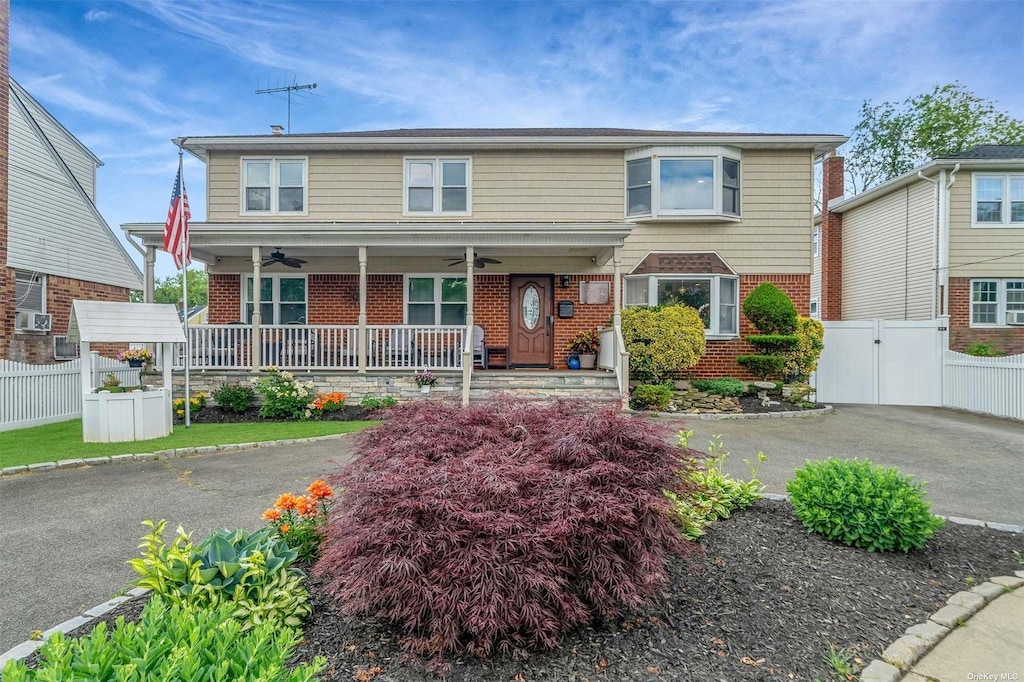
[{"left": 522, "top": 286, "right": 540, "bottom": 330}]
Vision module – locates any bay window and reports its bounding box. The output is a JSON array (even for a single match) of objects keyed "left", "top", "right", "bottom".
[
  {"left": 241, "top": 157, "right": 307, "bottom": 215},
  {"left": 243, "top": 275, "right": 307, "bottom": 324},
  {"left": 973, "top": 174, "right": 1024, "bottom": 226},
  {"left": 626, "top": 148, "right": 741, "bottom": 219},
  {"left": 405, "top": 275, "right": 467, "bottom": 325},
  {"left": 625, "top": 274, "right": 739, "bottom": 336}
]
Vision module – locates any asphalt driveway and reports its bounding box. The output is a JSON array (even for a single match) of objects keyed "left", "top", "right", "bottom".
[
  {"left": 688, "top": 405, "right": 1023, "bottom": 526},
  {"left": 1, "top": 405, "right": 1021, "bottom": 654}
]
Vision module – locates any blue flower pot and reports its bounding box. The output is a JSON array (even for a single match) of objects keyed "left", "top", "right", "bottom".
[{"left": 566, "top": 354, "right": 581, "bottom": 370}]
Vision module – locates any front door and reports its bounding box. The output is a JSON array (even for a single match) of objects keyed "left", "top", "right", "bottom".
[{"left": 509, "top": 275, "right": 553, "bottom": 368}]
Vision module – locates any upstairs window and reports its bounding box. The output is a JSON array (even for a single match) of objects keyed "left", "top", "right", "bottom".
[
  {"left": 242, "top": 158, "right": 307, "bottom": 215},
  {"left": 973, "top": 174, "right": 1024, "bottom": 227},
  {"left": 405, "top": 158, "right": 471, "bottom": 215},
  {"left": 626, "top": 148, "right": 741, "bottom": 220}
]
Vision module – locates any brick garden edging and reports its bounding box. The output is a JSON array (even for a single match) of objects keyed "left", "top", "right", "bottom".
[{"left": 0, "top": 433, "right": 354, "bottom": 478}]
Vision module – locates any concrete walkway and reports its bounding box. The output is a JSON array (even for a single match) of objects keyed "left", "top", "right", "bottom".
[{"left": 902, "top": 587, "right": 1024, "bottom": 681}]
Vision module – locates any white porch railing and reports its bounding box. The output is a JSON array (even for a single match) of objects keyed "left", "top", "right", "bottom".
[
  {"left": 598, "top": 325, "right": 630, "bottom": 405},
  {"left": 175, "top": 325, "right": 466, "bottom": 371},
  {"left": 943, "top": 350, "right": 1024, "bottom": 421}
]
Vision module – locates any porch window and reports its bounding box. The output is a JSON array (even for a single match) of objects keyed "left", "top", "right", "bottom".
[
  {"left": 624, "top": 274, "right": 739, "bottom": 337},
  {"left": 243, "top": 275, "right": 307, "bottom": 324},
  {"left": 242, "top": 158, "right": 307, "bottom": 215},
  {"left": 405, "top": 276, "right": 467, "bottom": 325},
  {"left": 625, "top": 148, "right": 741, "bottom": 219},
  {"left": 970, "top": 278, "right": 1024, "bottom": 326},
  {"left": 973, "top": 174, "right": 1024, "bottom": 226},
  {"left": 404, "top": 158, "right": 471, "bottom": 215}
]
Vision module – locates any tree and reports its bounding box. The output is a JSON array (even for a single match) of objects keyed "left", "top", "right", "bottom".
[
  {"left": 130, "top": 270, "right": 208, "bottom": 307},
  {"left": 846, "top": 82, "right": 1024, "bottom": 192}
]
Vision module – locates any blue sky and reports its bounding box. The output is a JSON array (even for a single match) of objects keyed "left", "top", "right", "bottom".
[{"left": 11, "top": 0, "right": 1024, "bottom": 279}]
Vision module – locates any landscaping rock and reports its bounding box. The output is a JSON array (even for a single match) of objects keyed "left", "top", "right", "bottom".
[
  {"left": 82, "top": 456, "right": 111, "bottom": 466},
  {"left": 109, "top": 454, "right": 135, "bottom": 464},
  {"left": 57, "top": 458, "right": 85, "bottom": 468},
  {"left": 26, "top": 462, "right": 55, "bottom": 472},
  {"left": 1, "top": 465, "right": 29, "bottom": 476},
  {"left": 859, "top": 659, "right": 901, "bottom": 682},
  {"left": 990, "top": 575, "right": 1024, "bottom": 589},
  {"left": 881, "top": 634, "right": 934, "bottom": 669},
  {"left": 945, "top": 590, "right": 985, "bottom": 614},
  {"left": 969, "top": 581, "right": 1006, "bottom": 601},
  {"left": 903, "top": 620, "right": 949, "bottom": 643},
  {"left": 927, "top": 604, "right": 973, "bottom": 628}
]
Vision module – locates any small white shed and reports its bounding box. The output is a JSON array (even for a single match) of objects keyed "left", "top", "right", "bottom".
[{"left": 67, "top": 302, "right": 185, "bottom": 442}]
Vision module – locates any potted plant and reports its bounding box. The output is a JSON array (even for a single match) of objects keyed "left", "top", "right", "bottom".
[
  {"left": 413, "top": 369, "right": 438, "bottom": 394},
  {"left": 118, "top": 348, "right": 154, "bottom": 368},
  {"left": 566, "top": 329, "right": 600, "bottom": 370}
]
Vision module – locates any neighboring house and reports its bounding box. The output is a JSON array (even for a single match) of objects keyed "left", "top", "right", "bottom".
[
  {"left": 179, "top": 304, "right": 208, "bottom": 326},
  {"left": 815, "top": 147, "right": 1024, "bottom": 355},
  {"left": 123, "top": 127, "right": 844, "bottom": 395},
  {"left": 0, "top": 79, "right": 143, "bottom": 363}
]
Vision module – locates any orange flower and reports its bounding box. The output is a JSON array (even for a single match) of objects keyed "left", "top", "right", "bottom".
[
  {"left": 279, "top": 524, "right": 291, "bottom": 534},
  {"left": 275, "top": 493, "right": 299, "bottom": 511},
  {"left": 262, "top": 508, "right": 282, "bottom": 521},
  {"left": 294, "top": 495, "right": 314, "bottom": 517},
  {"left": 307, "top": 480, "right": 334, "bottom": 500}
]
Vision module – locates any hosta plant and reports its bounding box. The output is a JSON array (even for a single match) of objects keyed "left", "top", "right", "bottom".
[
  {"left": 128, "top": 520, "right": 310, "bottom": 630},
  {"left": 786, "top": 458, "right": 944, "bottom": 552},
  {"left": 1, "top": 597, "right": 325, "bottom": 681},
  {"left": 315, "top": 399, "right": 704, "bottom": 670}
]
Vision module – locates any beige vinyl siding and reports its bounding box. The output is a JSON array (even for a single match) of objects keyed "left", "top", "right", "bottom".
[
  {"left": 7, "top": 97, "right": 142, "bottom": 290},
  {"left": 948, "top": 170, "right": 1024, "bottom": 277},
  {"left": 618, "top": 150, "right": 815, "bottom": 274},
  {"left": 841, "top": 179, "right": 935, "bottom": 320}
]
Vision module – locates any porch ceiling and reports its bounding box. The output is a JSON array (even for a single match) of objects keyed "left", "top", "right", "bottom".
[{"left": 122, "top": 221, "right": 633, "bottom": 263}]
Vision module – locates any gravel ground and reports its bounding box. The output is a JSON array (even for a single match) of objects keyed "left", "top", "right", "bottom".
[{"left": 19, "top": 500, "right": 1023, "bottom": 680}]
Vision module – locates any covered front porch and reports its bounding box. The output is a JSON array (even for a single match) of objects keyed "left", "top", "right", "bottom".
[{"left": 123, "top": 221, "right": 633, "bottom": 404}]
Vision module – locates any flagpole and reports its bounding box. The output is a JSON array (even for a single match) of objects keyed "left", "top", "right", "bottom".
[{"left": 178, "top": 146, "right": 191, "bottom": 430}]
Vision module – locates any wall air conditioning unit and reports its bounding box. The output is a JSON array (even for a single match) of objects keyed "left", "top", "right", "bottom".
[
  {"left": 53, "top": 335, "right": 80, "bottom": 360},
  {"left": 1006, "top": 311, "right": 1024, "bottom": 326},
  {"left": 15, "top": 310, "right": 51, "bottom": 332}
]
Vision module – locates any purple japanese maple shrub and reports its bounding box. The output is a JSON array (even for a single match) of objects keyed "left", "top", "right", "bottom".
[{"left": 314, "top": 399, "right": 704, "bottom": 666}]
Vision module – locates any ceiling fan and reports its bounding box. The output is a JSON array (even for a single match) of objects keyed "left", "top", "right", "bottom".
[
  {"left": 445, "top": 256, "right": 502, "bottom": 269},
  {"left": 262, "top": 249, "right": 307, "bottom": 269}
]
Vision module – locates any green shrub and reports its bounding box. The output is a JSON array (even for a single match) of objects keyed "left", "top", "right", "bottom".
[
  {"left": 690, "top": 377, "right": 746, "bottom": 397},
  {"left": 786, "top": 458, "right": 944, "bottom": 552},
  {"left": 254, "top": 368, "right": 314, "bottom": 420},
  {"left": 128, "top": 520, "right": 311, "bottom": 630},
  {"left": 213, "top": 382, "right": 256, "bottom": 413},
  {"left": 666, "top": 432, "right": 766, "bottom": 540},
  {"left": 622, "top": 305, "right": 707, "bottom": 383},
  {"left": 746, "top": 334, "right": 800, "bottom": 353},
  {"left": 360, "top": 395, "right": 399, "bottom": 410},
  {"left": 736, "top": 354, "right": 787, "bottom": 379},
  {"left": 1, "top": 597, "right": 325, "bottom": 681},
  {"left": 783, "top": 317, "right": 825, "bottom": 380},
  {"left": 966, "top": 342, "right": 1004, "bottom": 357},
  {"left": 630, "top": 383, "right": 674, "bottom": 411},
  {"left": 742, "top": 283, "right": 798, "bottom": 334}
]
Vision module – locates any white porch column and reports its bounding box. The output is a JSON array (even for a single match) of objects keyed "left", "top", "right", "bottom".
[
  {"left": 251, "top": 246, "right": 262, "bottom": 371},
  {"left": 144, "top": 246, "right": 156, "bottom": 303},
  {"left": 357, "top": 246, "right": 368, "bottom": 374},
  {"left": 612, "top": 247, "right": 622, "bottom": 328},
  {"left": 462, "top": 246, "right": 475, "bottom": 406}
]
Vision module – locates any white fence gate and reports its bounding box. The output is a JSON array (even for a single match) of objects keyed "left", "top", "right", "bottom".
[
  {"left": 0, "top": 356, "right": 140, "bottom": 432},
  {"left": 814, "top": 319, "right": 944, "bottom": 407}
]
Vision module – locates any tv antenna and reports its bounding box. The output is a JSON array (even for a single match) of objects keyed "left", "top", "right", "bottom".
[{"left": 255, "top": 78, "right": 318, "bottom": 133}]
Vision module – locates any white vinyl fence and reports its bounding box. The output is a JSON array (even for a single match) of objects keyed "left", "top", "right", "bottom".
[
  {"left": 0, "top": 356, "right": 141, "bottom": 432},
  {"left": 943, "top": 350, "right": 1024, "bottom": 421}
]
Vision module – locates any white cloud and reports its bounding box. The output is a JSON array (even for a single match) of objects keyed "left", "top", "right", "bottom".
[{"left": 83, "top": 9, "right": 112, "bottom": 23}]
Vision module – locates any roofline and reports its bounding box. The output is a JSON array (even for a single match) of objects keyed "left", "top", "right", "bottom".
[
  {"left": 174, "top": 133, "right": 847, "bottom": 161},
  {"left": 827, "top": 157, "right": 1024, "bottom": 213},
  {"left": 10, "top": 78, "right": 104, "bottom": 167}
]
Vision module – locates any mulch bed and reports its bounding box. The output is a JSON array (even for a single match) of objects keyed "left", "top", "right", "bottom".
[
  {"left": 176, "top": 405, "right": 375, "bottom": 424},
  {"left": 735, "top": 396, "right": 824, "bottom": 413},
  {"left": 292, "top": 499, "right": 1023, "bottom": 681},
  {"left": 20, "top": 500, "right": 1024, "bottom": 680}
]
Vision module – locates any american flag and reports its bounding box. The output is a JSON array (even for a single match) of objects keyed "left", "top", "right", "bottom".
[{"left": 163, "top": 164, "right": 191, "bottom": 270}]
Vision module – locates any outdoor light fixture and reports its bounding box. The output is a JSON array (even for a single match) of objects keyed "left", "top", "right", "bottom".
[{"left": 560, "top": 275, "right": 571, "bottom": 288}]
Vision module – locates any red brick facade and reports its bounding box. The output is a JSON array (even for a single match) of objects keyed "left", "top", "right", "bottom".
[
  {"left": 7, "top": 274, "right": 130, "bottom": 363},
  {"left": 0, "top": 0, "right": 12, "bottom": 360},
  {"left": 948, "top": 277, "right": 1024, "bottom": 355},
  {"left": 819, "top": 155, "right": 844, "bottom": 321}
]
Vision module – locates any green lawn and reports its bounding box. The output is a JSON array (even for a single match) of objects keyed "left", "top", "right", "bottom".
[{"left": 0, "top": 419, "right": 379, "bottom": 468}]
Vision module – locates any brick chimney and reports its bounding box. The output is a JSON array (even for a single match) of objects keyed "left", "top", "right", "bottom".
[
  {"left": 0, "top": 0, "right": 12, "bottom": 360},
  {"left": 819, "top": 153, "right": 844, "bottom": 321}
]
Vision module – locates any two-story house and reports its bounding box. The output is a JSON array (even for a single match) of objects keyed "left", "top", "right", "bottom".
[
  {"left": 0, "top": 78, "right": 143, "bottom": 364},
  {"left": 123, "top": 128, "right": 844, "bottom": 403},
  {"left": 815, "top": 146, "right": 1024, "bottom": 355}
]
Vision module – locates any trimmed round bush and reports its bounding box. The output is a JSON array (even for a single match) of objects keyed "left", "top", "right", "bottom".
[
  {"left": 630, "top": 383, "right": 674, "bottom": 410},
  {"left": 786, "top": 458, "right": 944, "bottom": 552},
  {"left": 783, "top": 316, "right": 825, "bottom": 381},
  {"left": 742, "top": 283, "right": 798, "bottom": 334},
  {"left": 314, "top": 399, "right": 703, "bottom": 669},
  {"left": 621, "top": 305, "right": 707, "bottom": 383}
]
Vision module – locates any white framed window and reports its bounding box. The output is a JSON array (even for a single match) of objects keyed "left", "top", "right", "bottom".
[
  {"left": 241, "top": 157, "right": 307, "bottom": 215},
  {"left": 243, "top": 275, "right": 307, "bottom": 324},
  {"left": 624, "top": 274, "right": 739, "bottom": 337},
  {"left": 972, "top": 174, "right": 1024, "bottom": 227},
  {"left": 625, "top": 147, "right": 741, "bottom": 220},
  {"left": 14, "top": 271, "right": 45, "bottom": 313},
  {"left": 970, "top": 278, "right": 1024, "bottom": 326},
  {"left": 404, "top": 158, "right": 471, "bottom": 216},
  {"left": 813, "top": 228, "right": 820, "bottom": 257},
  {"left": 810, "top": 298, "right": 820, "bottom": 320},
  {"left": 404, "top": 275, "right": 468, "bottom": 325}
]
